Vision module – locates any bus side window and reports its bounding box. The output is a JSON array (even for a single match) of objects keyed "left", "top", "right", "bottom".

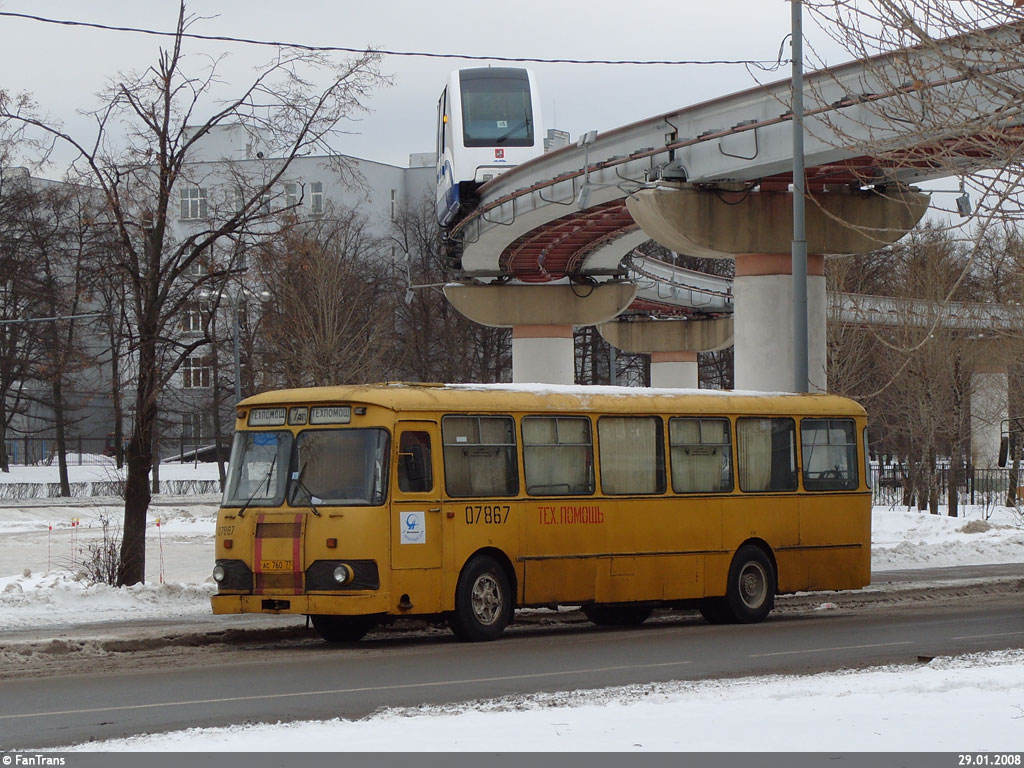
[
  {"left": 442, "top": 415, "right": 519, "bottom": 497},
  {"left": 669, "top": 417, "right": 733, "bottom": 493},
  {"left": 800, "top": 418, "right": 858, "bottom": 491},
  {"left": 398, "top": 431, "right": 433, "bottom": 494},
  {"left": 597, "top": 416, "right": 666, "bottom": 495},
  {"left": 523, "top": 415, "right": 594, "bottom": 496},
  {"left": 737, "top": 417, "right": 797, "bottom": 492}
]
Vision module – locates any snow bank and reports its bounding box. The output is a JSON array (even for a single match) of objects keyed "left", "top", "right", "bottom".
[
  {"left": 0, "top": 570, "right": 216, "bottom": 630},
  {"left": 67, "top": 649, "right": 1024, "bottom": 752},
  {"left": 872, "top": 504, "right": 1024, "bottom": 570}
]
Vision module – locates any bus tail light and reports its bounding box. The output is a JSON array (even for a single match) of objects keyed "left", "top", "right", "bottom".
[
  {"left": 326, "top": 538, "right": 338, "bottom": 548},
  {"left": 224, "top": 539, "right": 233, "bottom": 549}
]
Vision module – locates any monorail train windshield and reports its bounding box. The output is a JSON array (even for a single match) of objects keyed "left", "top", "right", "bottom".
[{"left": 459, "top": 69, "right": 533, "bottom": 148}]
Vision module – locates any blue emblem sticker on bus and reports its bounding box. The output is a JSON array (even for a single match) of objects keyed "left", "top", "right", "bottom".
[
  {"left": 253, "top": 434, "right": 278, "bottom": 446},
  {"left": 400, "top": 511, "right": 425, "bottom": 544}
]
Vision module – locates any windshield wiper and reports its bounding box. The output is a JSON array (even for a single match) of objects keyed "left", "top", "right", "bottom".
[
  {"left": 496, "top": 117, "right": 530, "bottom": 144},
  {"left": 288, "top": 461, "right": 321, "bottom": 517},
  {"left": 238, "top": 453, "right": 276, "bottom": 519}
]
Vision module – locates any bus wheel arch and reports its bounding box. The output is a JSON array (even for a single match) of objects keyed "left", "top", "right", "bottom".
[
  {"left": 448, "top": 548, "right": 516, "bottom": 642},
  {"left": 701, "top": 539, "right": 777, "bottom": 625},
  {"left": 726, "top": 540, "right": 776, "bottom": 623}
]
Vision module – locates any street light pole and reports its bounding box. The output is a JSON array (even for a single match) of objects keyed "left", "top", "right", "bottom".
[
  {"left": 791, "top": 0, "right": 810, "bottom": 393},
  {"left": 231, "top": 296, "right": 242, "bottom": 404}
]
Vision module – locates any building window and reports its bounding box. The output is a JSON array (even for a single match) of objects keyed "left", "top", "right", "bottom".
[
  {"left": 390, "top": 189, "right": 397, "bottom": 220},
  {"left": 310, "top": 182, "right": 323, "bottom": 214},
  {"left": 180, "top": 187, "right": 208, "bottom": 220},
  {"left": 181, "top": 300, "right": 206, "bottom": 333},
  {"left": 182, "top": 412, "right": 214, "bottom": 444},
  {"left": 182, "top": 355, "right": 212, "bottom": 388},
  {"left": 285, "top": 182, "right": 299, "bottom": 209}
]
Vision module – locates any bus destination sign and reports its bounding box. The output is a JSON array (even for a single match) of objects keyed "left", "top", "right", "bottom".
[
  {"left": 310, "top": 405, "right": 352, "bottom": 425},
  {"left": 248, "top": 407, "right": 287, "bottom": 427}
]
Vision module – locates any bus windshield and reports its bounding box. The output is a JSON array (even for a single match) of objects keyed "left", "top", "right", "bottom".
[
  {"left": 290, "top": 429, "right": 390, "bottom": 507},
  {"left": 222, "top": 430, "right": 292, "bottom": 507},
  {"left": 460, "top": 70, "right": 533, "bottom": 148}
]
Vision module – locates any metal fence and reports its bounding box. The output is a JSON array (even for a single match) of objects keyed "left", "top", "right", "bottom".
[
  {"left": 870, "top": 465, "right": 1019, "bottom": 507},
  {"left": 3, "top": 437, "right": 113, "bottom": 466},
  {"left": 3, "top": 436, "right": 228, "bottom": 467}
]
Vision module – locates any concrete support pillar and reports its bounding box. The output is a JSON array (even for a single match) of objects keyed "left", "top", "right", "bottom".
[
  {"left": 734, "top": 253, "right": 827, "bottom": 393},
  {"left": 444, "top": 283, "right": 638, "bottom": 385},
  {"left": 625, "top": 185, "right": 930, "bottom": 393},
  {"left": 511, "top": 325, "right": 575, "bottom": 385},
  {"left": 650, "top": 352, "right": 698, "bottom": 388},
  {"left": 598, "top": 317, "right": 733, "bottom": 389},
  {"left": 970, "top": 365, "right": 1009, "bottom": 469}
]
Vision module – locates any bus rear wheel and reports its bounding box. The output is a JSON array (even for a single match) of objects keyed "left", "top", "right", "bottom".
[
  {"left": 449, "top": 555, "right": 512, "bottom": 642},
  {"left": 582, "top": 604, "right": 653, "bottom": 626},
  {"left": 310, "top": 614, "right": 374, "bottom": 642},
  {"left": 698, "top": 598, "right": 734, "bottom": 625},
  {"left": 724, "top": 545, "right": 775, "bottom": 624}
]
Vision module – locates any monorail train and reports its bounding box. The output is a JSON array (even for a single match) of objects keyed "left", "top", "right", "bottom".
[{"left": 435, "top": 67, "right": 544, "bottom": 227}]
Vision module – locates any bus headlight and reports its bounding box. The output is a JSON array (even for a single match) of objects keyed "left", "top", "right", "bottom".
[
  {"left": 333, "top": 564, "right": 354, "bottom": 585},
  {"left": 213, "top": 559, "right": 252, "bottom": 591}
]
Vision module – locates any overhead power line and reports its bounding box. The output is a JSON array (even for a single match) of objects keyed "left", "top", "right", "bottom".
[{"left": 0, "top": 11, "right": 789, "bottom": 68}]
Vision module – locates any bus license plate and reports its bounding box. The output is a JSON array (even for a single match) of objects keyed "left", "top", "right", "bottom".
[{"left": 260, "top": 559, "right": 293, "bottom": 572}]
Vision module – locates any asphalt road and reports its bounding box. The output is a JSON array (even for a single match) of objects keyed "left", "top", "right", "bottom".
[{"left": 1, "top": 575, "right": 1022, "bottom": 749}]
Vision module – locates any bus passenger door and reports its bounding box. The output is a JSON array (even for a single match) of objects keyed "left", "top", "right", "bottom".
[{"left": 391, "top": 422, "right": 443, "bottom": 573}]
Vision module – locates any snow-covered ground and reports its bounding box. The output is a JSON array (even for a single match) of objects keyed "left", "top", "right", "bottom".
[
  {"left": 1, "top": 460, "right": 1022, "bottom": 751},
  {"left": 68, "top": 649, "right": 1024, "bottom": 752}
]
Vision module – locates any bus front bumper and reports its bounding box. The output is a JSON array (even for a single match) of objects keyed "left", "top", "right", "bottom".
[{"left": 211, "top": 592, "right": 389, "bottom": 616}]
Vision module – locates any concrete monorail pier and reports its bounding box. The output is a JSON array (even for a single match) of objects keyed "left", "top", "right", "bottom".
[
  {"left": 598, "top": 317, "right": 733, "bottom": 389},
  {"left": 626, "top": 185, "right": 929, "bottom": 392},
  {"left": 444, "top": 283, "right": 637, "bottom": 384}
]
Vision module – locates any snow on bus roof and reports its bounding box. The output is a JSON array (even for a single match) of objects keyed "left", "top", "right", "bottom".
[
  {"left": 441, "top": 382, "right": 805, "bottom": 398},
  {"left": 240, "top": 382, "right": 859, "bottom": 412}
]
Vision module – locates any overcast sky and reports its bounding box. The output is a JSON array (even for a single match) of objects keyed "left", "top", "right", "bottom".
[{"left": 0, "top": 1, "right": 853, "bottom": 173}]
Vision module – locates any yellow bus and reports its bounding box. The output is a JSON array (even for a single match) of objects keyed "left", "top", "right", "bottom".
[{"left": 211, "top": 383, "right": 871, "bottom": 642}]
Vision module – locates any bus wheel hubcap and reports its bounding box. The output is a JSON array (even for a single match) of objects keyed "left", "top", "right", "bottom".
[
  {"left": 471, "top": 574, "right": 502, "bottom": 625},
  {"left": 739, "top": 562, "right": 767, "bottom": 609}
]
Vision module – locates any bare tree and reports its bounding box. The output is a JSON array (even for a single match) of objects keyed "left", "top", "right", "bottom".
[
  {"left": 255, "top": 207, "right": 396, "bottom": 388},
  {"left": 0, "top": 169, "right": 48, "bottom": 471},
  {"left": 0, "top": 3, "right": 383, "bottom": 584},
  {"left": 391, "top": 197, "right": 512, "bottom": 383}
]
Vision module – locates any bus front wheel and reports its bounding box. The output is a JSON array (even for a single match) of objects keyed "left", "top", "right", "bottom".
[
  {"left": 724, "top": 545, "right": 775, "bottom": 624},
  {"left": 311, "top": 614, "right": 374, "bottom": 642},
  {"left": 449, "top": 555, "right": 512, "bottom": 642}
]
